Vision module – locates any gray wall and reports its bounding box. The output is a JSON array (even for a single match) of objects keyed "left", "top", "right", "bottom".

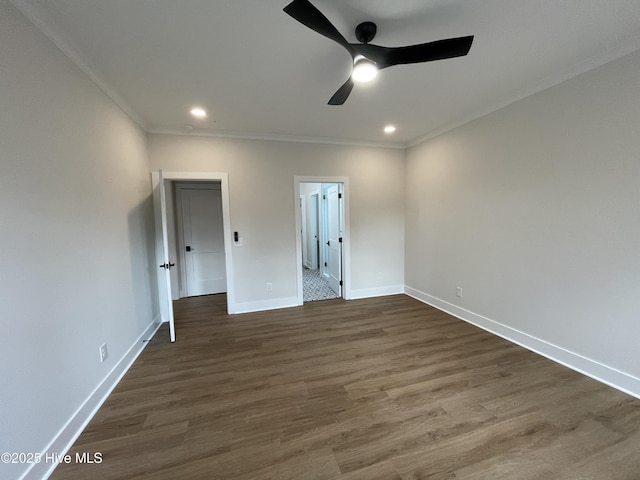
[
  {"left": 0, "top": 3, "right": 157, "bottom": 479},
  {"left": 405, "top": 50, "right": 640, "bottom": 395},
  {"left": 148, "top": 135, "right": 407, "bottom": 310}
]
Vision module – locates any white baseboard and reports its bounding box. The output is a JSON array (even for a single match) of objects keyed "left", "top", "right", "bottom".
[
  {"left": 404, "top": 286, "right": 640, "bottom": 400},
  {"left": 22, "top": 317, "right": 163, "bottom": 480},
  {"left": 348, "top": 285, "right": 405, "bottom": 300},
  {"left": 231, "top": 296, "right": 300, "bottom": 314},
  {"left": 231, "top": 287, "right": 406, "bottom": 314}
]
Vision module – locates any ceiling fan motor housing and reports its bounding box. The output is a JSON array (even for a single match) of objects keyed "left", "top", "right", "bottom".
[{"left": 355, "top": 21, "right": 377, "bottom": 44}]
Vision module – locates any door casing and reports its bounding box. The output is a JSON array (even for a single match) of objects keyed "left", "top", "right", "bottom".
[{"left": 153, "top": 171, "right": 235, "bottom": 315}]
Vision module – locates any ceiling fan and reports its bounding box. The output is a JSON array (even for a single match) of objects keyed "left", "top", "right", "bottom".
[{"left": 283, "top": 0, "right": 474, "bottom": 105}]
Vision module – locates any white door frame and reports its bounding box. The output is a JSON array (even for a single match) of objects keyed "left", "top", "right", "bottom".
[
  {"left": 294, "top": 176, "right": 350, "bottom": 304},
  {"left": 155, "top": 171, "right": 236, "bottom": 314}
]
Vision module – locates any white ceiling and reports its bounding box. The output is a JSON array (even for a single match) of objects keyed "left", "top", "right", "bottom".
[{"left": 11, "top": 0, "right": 640, "bottom": 147}]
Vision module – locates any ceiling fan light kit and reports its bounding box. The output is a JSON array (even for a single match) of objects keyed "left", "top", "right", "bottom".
[
  {"left": 283, "top": 0, "right": 474, "bottom": 105},
  {"left": 352, "top": 58, "right": 378, "bottom": 83}
]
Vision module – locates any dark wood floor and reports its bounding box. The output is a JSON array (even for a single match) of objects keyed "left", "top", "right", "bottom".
[{"left": 51, "top": 294, "right": 640, "bottom": 479}]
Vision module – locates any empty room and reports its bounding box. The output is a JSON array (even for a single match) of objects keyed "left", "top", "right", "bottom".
[{"left": 2, "top": 1, "right": 640, "bottom": 479}]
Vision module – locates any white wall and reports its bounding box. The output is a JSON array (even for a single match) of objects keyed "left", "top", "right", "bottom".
[
  {"left": 405, "top": 49, "right": 640, "bottom": 396},
  {"left": 0, "top": 3, "right": 157, "bottom": 479},
  {"left": 148, "top": 135, "right": 406, "bottom": 310}
]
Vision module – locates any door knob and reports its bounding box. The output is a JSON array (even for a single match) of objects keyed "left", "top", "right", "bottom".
[{"left": 186, "top": 246, "right": 191, "bottom": 252}]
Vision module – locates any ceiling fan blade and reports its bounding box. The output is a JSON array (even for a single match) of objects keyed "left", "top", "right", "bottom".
[
  {"left": 328, "top": 78, "right": 355, "bottom": 105},
  {"left": 355, "top": 35, "right": 474, "bottom": 69},
  {"left": 284, "top": 0, "right": 354, "bottom": 55}
]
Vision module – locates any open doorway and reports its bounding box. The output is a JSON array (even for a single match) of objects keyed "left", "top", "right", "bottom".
[
  {"left": 296, "top": 179, "right": 348, "bottom": 303},
  {"left": 173, "top": 182, "right": 226, "bottom": 298}
]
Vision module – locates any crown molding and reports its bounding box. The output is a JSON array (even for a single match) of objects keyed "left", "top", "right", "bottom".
[
  {"left": 10, "top": 0, "right": 148, "bottom": 131},
  {"left": 11, "top": 0, "right": 640, "bottom": 153},
  {"left": 8, "top": 0, "right": 403, "bottom": 151},
  {"left": 147, "top": 127, "right": 406, "bottom": 150},
  {"left": 407, "top": 34, "right": 640, "bottom": 149}
]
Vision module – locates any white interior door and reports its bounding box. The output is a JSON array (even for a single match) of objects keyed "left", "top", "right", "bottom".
[
  {"left": 309, "top": 194, "right": 319, "bottom": 270},
  {"left": 179, "top": 184, "right": 226, "bottom": 296},
  {"left": 151, "top": 170, "right": 175, "bottom": 342},
  {"left": 326, "top": 184, "right": 342, "bottom": 296},
  {"left": 300, "top": 196, "right": 308, "bottom": 268}
]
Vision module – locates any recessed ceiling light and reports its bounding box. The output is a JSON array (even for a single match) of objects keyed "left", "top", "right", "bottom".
[
  {"left": 190, "top": 107, "right": 207, "bottom": 119},
  {"left": 384, "top": 125, "right": 396, "bottom": 134}
]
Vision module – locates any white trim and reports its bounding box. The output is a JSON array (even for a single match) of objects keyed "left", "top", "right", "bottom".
[
  {"left": 10, "top": 0, "right": 147, "bottom": 131},
  {"left": 407, "top": 37, "right": 640, "bottom": 148},
  {"left": 158, "top": 171, "right": 235, "bottom": 315},
  {"left": 350, "top": 285, "right": 405, "bottom": 300},
  {"left": 21, "top": 317, "right": 162, "bottom": 480},
  {"left": 294, "top": 176, "right": 351, "bottom": 304},
  {"left": 404, "top": 286, "right": 640, "bottom": 400},
  {"left": 11, "top": 0, "right": 640, "bottom": 150},
  {"left": 148, "top": 128, "right": 405, "bottom": 150},
  {"left": 232, "top": 297, "right": 300, "bottom": 315}
]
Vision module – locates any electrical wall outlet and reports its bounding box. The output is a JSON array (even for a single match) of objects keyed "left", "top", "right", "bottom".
[
  {"left": 456, "top": 286, "right": 463, "bottom": 298},
  {"left": 99, "top": 343, "right": 108, "bottom": 363},
  {"left": 266, "top": 282, "right": 273, "bottom": 293}
]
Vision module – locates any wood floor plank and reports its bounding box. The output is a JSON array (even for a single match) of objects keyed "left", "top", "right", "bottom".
[
  {"left": 50, "top": 294, "right": 640, "bottom": 479},
  {"left": 337, "top": 460, "right": 401, "bottom": 480},
  {"left": 392, "top": 413, "right": 559, "bottom": 480},
  {"left": 451, "top": 417, "right": 627, "bottom": 480}
]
